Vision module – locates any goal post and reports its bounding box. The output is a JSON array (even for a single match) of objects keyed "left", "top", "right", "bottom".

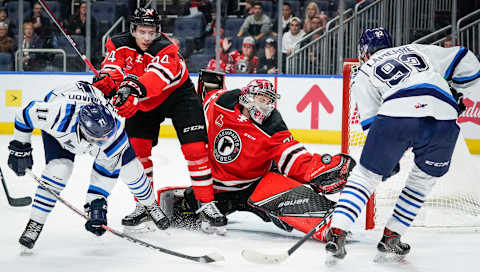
[{"left": 341, "top": 59, "right": 480, "bottom": 230}]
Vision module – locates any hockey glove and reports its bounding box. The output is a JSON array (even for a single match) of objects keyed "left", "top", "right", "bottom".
[
  {"left": 84, "top": 198, "right": 108, "bottom": 236},
  {"left": 382, "top": 162, "right": 400, "bottom": 181},
  {"left": 8, "top": 140, "right": 33, "bottom": 176},
  {"left": 305, "top": 153, "right": 356, "bottom": 194},
  {"left": 450, "top": 86, "right": 466, "bottom": 116},
  {"left": 113, "top": 75, "right": 147, "bottom": 118},
  {"left": 92, "top": 72, "right": 117, "bottom": 99}
]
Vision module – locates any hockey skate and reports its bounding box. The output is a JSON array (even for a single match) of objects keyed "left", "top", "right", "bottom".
[
  {"left": 374, "top": 228, "right": 411, "bottom": 263},
  {"left": 121, "top": 202, "right": 156, "bottom": 233},
  {"left": 325, "top": 227, "right": 347, "bottom": 266},
  {"left": 144, "top": 203, "right": 170, "bottom": 230},
  {"left": 196, "top": 201, "right": 227, "bottom": 235},
  {"left": 19, "top": 219, "right": 44, "bottom": 255}
]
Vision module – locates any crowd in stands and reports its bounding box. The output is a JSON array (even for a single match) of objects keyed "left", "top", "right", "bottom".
[{"left": 0, "top": 0, "right": 476, "bottom": 74}]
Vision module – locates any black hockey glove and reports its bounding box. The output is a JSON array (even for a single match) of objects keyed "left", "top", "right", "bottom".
[
  {"left": 450, "top": 86, "right": 466, "bottom": 116},
  {"left": 113, "top": 75, "right": 147, "bottom": 107},
  {"left": 8, "top": 140, "right": 33, "bottom": 176},
  {"left": 84, "top": 198, "right": 107, "bottom": 236},
  {"left": 382, "top": 163, "right": 400, "bottom": 181}
]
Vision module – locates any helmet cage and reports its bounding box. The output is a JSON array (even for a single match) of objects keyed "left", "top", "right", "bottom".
[{"left": 239, "top": 79, "right": 280, "bottom": 124}]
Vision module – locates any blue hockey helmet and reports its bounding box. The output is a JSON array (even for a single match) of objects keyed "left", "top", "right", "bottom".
[
  {"left": 78, "top": 103, "right": 116, "bottom": 146},
  {"left": 358, "top": 27, "right": 393, "bottom": 63}
]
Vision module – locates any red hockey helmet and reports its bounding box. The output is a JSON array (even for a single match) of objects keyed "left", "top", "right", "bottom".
[{"left": 239, "top": 79, "right": 280, "bottom": 124}]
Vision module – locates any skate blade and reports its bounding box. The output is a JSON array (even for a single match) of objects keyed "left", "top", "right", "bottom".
[
  {"left": 20, "top": 246, "right": 33, "bottom": 256},
  {"left": 123, "top": 221, "right": 157, "bottom": 234},
  {"left": 200, "top": 222, "right": 227, "bottom": 236},
  {"left": 373, "top": 252, "right": 406, "bottom": 263}
]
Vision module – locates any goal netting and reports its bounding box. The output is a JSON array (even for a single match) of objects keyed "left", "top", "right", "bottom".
[{"left": 342, "top": 60, "right": 480, "bottom": 230}]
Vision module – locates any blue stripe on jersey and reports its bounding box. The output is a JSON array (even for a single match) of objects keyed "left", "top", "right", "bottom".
[
  {"left": 338, "top": 199, "right": 362, "bottom": 213},
  {"left": 88, "top": 185, "right": 110, "bottom": 197},
  {"left": 15, "top": 120, "right": 34, "bottom": 132},
  {"left": 70, "top": 118, "right": 78, "bottom": 133},
  {"left": 360, "top": 116, "right": 376, "bottom": 131},
  {"left": 44, "top": 89, "right": 55, "bottom": 102},
  {"left": 130, "top": 176, "right": 148, "bottom": 191},
  {"left": 104, "top": 130, "right": 128, "bottom": 157},
  {"left": 58, "top": 103, "right": 76, "bottom": 132},
  {"left": 41, "top": 175, "right": 66, "bottom": 188},
  {"left": 445, "top": 46, "right": 468, "bottom": 81},
  {"left": 93, "top": 162, "right": 120, "bottom": 178},
  {"left": 32, "top": 204, "right": 51, "bottom": 213},
  {"left": 22, "top": 101, "right": 36, "bottom": 129},
  {"left": 128, "top": 174, "right": 145, "bottom": 186},
  {"left": 384, "top": 83, "right": 458, "bottom": 111},
  {"left": 452, "top": 69, "right": 480, "bottom": 84}
]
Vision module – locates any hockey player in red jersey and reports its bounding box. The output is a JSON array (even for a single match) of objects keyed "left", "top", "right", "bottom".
[
  {"left": 157, "top": 70, "right": 356, "bottom": 239},
  {"left": 92, "top": 8, "right": 226, "bottom": 232},
  {"left": 206, "top": 37, "right": 258, "bottom": 73}
]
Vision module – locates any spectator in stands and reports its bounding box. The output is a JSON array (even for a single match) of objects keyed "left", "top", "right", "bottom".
[
  {"left": 65, "top": 1, "right": 97, "bottom": 38},
  {"left": 182, "top": 0, "right": 213, "bottom": 23},
  {"left": 443, "top": 35, "right": 453, "bottom": 48},
  {"left": 29, "top": 2, "right": 54, "bottom": 47},
  {"left": 21, "top": 22, "right": 44, "bottom": 71},
  {"left": 237, "top": 2, "right": 272, "bottom": 42},
  {"left": 303, "top": 1, "right": 327, "bottom": 34},
  {"left": 206, "top": 36, "right": 258, "bottom": 74},
  {"left": 282, "top": 17, "right": 304, "bottom": 56},
  {"left": 300, "top": 15, "right": 324, "bottom": 48},
  {"left": 257, "top": 37, "right": 277, "bottom": 74},
  {"left": 202, "top": 7, "right": 224, "bottom": 38},
  {"left": 0, "top": 22, "right": 13, "bottom": 54},
  {"left": 272, "top": 2, "right": 294, "bottom": 36},
  {"left": 0, "top": 7, "right": 14, "bottom": 37}
]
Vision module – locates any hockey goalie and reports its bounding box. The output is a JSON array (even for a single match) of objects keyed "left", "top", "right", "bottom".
[{"left": 157, "top": 70, "right": 356, "bottom": 240}]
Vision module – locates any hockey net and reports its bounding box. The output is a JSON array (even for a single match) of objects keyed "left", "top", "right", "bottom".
[{"left": 342, "top": 59, "right": 480, "bottom": 230}]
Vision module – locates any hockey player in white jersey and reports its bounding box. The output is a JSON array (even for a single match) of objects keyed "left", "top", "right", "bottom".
[
  {"left": 7, "top": 81, "right": 170, "bottom": 252},
  {"left": 324, "top": 27, "right": 480, "bottom": 264}
]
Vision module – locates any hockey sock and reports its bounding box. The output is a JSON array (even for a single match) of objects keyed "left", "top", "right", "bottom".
[
  {"left": 121, "top": 159, "right": 156, "bottom": 206},
  {"left": 331, "top": 164, "right": 381, "bottom": 231},
  {"left": 385, "top": 164, "right": 436, "bottom": 235},
  {"left": 130, "top": 138, "right": 154, "bottom": 203},
  {"left": 85, "top": 162, "right": 117, "bottom": 204},
  {"left": 181, "top": 142, "right": 214, "bottom": 203},
  {"left": 30, "top": 159, "right": 73, "bottom": 224}
]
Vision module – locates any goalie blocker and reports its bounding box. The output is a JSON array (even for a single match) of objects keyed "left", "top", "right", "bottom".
[{"left": 157, "top": 153, "right": 355, "bottom": 242}]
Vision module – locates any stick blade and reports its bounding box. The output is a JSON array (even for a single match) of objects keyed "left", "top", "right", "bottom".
[
  {"left": 198, "top": 252, "right": 225, "bottom": 263},
  {"left": 9, "top": 196, "right": 32, "bottom": 207},
  {"left": 241, "top": 249, "right": 289, "bottom": 264}
]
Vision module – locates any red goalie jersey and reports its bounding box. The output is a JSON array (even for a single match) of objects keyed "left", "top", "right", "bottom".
[{"left": 204, "top": 88, "right": 316, "bottom": 193}]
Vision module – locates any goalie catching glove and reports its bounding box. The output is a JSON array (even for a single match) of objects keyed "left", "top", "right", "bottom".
[
  {"left": 113, "top": 75, "right": 147, "bottom": 118},
  {"left": 305, "top": 153, "right": 356, "bottom": 194}
]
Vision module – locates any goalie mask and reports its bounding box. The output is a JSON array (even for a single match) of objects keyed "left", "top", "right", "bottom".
[
  {"left": 358, "top": 27, "right": 392, "bottom": 64},
  {"left": 129, "top": 7, "right": 161, "bottom": 40},
  {"left": 239, "top": 79, "right": 280, "bottom": 124},
  {"left": 78, "top": 103, "right": 117, "bottom": 146}
]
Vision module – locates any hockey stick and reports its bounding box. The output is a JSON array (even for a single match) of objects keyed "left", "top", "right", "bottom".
[
  {"left": 37, "top": 0, "right": 99, "bottom": 76},
  {"left": 0, "top": 166, "right": 32, "bottom": 207},
  {"left": 26, "top": 170, "right": 224, "bottom": 263},
  {"left": 241, "top": 215, "right": 330, "bottom": 264}
]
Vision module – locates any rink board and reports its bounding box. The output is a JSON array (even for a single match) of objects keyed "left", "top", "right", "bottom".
[{"left": 0, "top": 72, "right": 479, "bottom": 154}]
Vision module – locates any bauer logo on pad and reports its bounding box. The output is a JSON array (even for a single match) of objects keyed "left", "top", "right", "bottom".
[{"left": 5, "top": 90, "right": 22, "bottom": 107}]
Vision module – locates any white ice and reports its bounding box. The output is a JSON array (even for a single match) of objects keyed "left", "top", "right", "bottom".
[{"left": 1, "top": 135, "right": 480, "bottom": 272}]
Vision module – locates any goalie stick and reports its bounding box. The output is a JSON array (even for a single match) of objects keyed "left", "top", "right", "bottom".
[
  {"left": 0, "top": 166, "right": 32, "bottom": 207},
  {"left": 26, "top": 170, "right": 224, "bottom": 263},
  {"left": 241, "top": 214, "right": 330, "bottom": 264}
]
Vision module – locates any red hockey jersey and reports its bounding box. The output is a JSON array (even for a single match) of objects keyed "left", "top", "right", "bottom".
[
  {"left": 204, "top": 89, "right": 316, "bottom": 193},
  {"left": 101, "top": 32, "right": 190, "bottom": 111}
]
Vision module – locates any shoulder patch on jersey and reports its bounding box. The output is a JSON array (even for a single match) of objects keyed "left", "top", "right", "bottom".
[
  {"left": 110, "top": 32, "right": 136, "bottom": 49},
  {"left": 216, "top": 89, "right": 241, "bottom": 110},
  {"left": 146, "top": 34, "right": 175, "bottom": 56},
  {"left": 257, "top": 110, "right": 288, "bottom": 137}
]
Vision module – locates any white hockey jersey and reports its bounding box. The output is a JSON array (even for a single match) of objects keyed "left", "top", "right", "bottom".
[
  {"left": 13, "top": 81, "right": 132, "bottom": 179},
  {"left": 351, "top": 44, "right": 480, "bottom": 130}
]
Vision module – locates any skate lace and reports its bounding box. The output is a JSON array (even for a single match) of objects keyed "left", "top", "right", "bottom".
[
  {"left": 196, "top": 201, "right": 222, "bottom": 219},
  {"left": 146, "top": 205, "right": 166, "bottom": 221},
  {"left": 24, "top": 221, "right": 42, "bottom": 240},
  {"left": 126, "top": 203, "right": 146, "bottom": 218}
]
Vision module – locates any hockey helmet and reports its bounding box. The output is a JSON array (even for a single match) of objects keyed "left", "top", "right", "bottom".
[
  {"left": 239, "top": 79, "right": 280, "bottom": 124},
  {"left": 129, "top": 7, "right": 161, "bottom": 35},
  {"left": 78, "top": 103, "right": 116, "bottom": 146},
  {"left": 358, "top": 27, "right": 393, "bottom": 64}
]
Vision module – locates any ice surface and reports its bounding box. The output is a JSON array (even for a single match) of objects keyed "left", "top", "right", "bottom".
[{"left": 1, "top": 135, "right": 479, "bottom": 272}]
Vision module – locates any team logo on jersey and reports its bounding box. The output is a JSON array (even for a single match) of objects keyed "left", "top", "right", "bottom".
[
  {"left": 215, "top": 114, "right": 224, "bottom": 127},
  {"left": 213, "top": 129, "right": 242, "bottom": 164},
  {"left": 414, "top": 102, "right": 427, "bottom": 109},
  {"left": 126, "top": 56, "right": 133, "bottom": 70},
  {"left": 136, "top": 54, "right": 143, "bottom": 63}
]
